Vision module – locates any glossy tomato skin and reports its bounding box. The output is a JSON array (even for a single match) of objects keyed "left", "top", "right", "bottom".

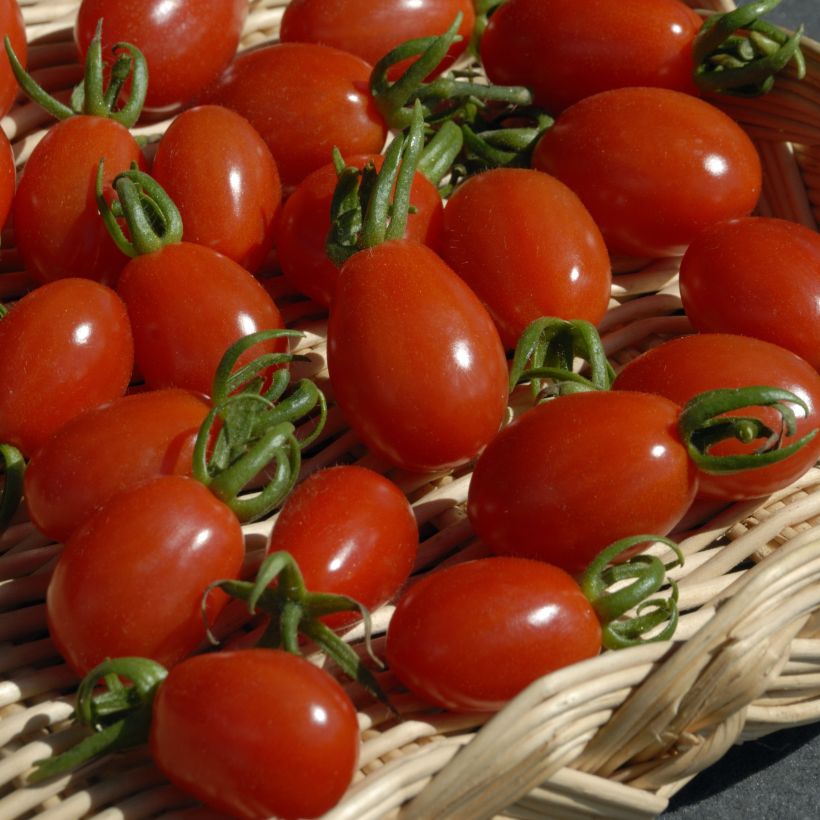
[
  {"left": 0, "top": 0, "right": 25, "bottom": 117},
  {"left": 386, "top": 557, "right": 601, "bottom": 712},
  {"left": 679, "top": 217, "right": 820, "bottom": 370},
  {"left": 13, "top": 116, "right": 147, "bottom": 286},
  {"left": 0, "top": 279, "right": 133, "bottom": 456},
  {"left": 25, "top": 389, "right": 210, "bottom": 542},
  {"left": 151, "top": 105, "right": 282, "bottom": 273},
  {"left": 267, "top": 466, "right": 418, "bottom": 627},
  {"left": 467, "top": 391, "right": 698, "bottom": 573},
  {"left": 280, "top": 0, "right": 475, "bottom": 79},
  {"left": 116, "top": 243, "right": 286, "bottom": 397},
  {"left": 47, "top": 475, "right": 245, "bottom": 675},
  {"left": 481, "top": 0, "right": 702, "bottom": 114},
  {"left": 150, "top": 649, "right": 360, "bottom": 819},
  {"left": 531, "top": 87, "right": 762, "bottom": 259},
  {"left": 205, "top": 42, "right": 387, "bottom": 189},
  {"left": 440, "top": 168, "right": 611, "bottom": 349},
  {"left": 277, "top": 154, "right": 444, "bottom": 307},
  {"left": 0, "top": 126, "right": 15, "bottom": 233},
  {"left": 328, "top": 240, "right": 509, "bottom": 473},
  {"left": 75, "top": 0, "right": 248, "bottom": 112},
  {"left": 613, "top": 333, "right": 820, "bottom": 500}
]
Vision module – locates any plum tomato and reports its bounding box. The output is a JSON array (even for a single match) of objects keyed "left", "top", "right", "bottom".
[
  {"left": 385, "top": 556, "right": 601, "bottom": 712},
  {"left": 439, "top": 167, "right": 611, "bottom": 349},
  {"left": 0, "top": 0, "right": 25, "bottom": 117},
  {"left": 531, "top": 87, "right": 762, "bottom": 259},
  {"left": 0, "top": 124, "right": 14, "bottom": 233},
  {"left": 678, "top": 216, "right": 820, "bottom": 370}
]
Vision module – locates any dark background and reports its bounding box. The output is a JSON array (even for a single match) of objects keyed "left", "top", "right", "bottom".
[{"left": 661, "top": 1, "right": 820, "bottom": 817}]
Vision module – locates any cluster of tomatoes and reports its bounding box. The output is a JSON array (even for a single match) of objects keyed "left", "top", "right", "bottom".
[{"left": 0, "top": 0, "right": 818, "bottom": 818}]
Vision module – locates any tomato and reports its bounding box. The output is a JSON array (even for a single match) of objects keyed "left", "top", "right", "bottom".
[
  {"left": 116, "top": 242, "right": 286, "bottom": 397},
  {"left": 386, "top": 556, "right": 601, "bottom": 712},
  {"left": 467, "top": 391, "right": 698, "bottom": 573},
  {"left": 439, "top": 167, "right": 611, "bottom": 349},
  {"left": 151, "top": 105, "right": 282, "bottom": 274},
  {"left": 0, "top": 279, "right": 133, "bottom": 457},
  {"left": 47, "top": 475, "right": 245, "bottom": 675},
  {"left": 0, "top": 125, "right": 14, "bottom": 234},
  {"left": 277, "top": 153, "right": 444, "bottom": 307},
  {"left": 531, "top": 87, "right": 762, "bottom": 259},
  {"left": 25, "top": 389, "right": 210, "bottom": 542},
  {"left": 328, "top": 240, "right": 509, "bottom": 473},
  {"left": 75, "top": 0, "right": 247, "bottom": 112},
  {"left": 0, "top": 0, "right": 25, "bottom": 117},
  {"left": 612, "top": 333, "right": 820, "bottom": 501},
  {"left": 204, "top": 42, "right": 387, "bottom": 189},
  {"left": 280, "top": 0, "right": 475, "bottom": 79},
  {"left": 13, "top": 116, "right": 147, "bottom": 286},
  {"left": 678, "top": 217, "right": 820, "bottom": 370},
  {"left": 481, "top": 0, "right": 702, "bottom": 114},
  {"left": 266, "top": 465, "right": 418, "bottom": 627},
  {"left": 150, "top": 649, "right": 359, "bottom": 819}
]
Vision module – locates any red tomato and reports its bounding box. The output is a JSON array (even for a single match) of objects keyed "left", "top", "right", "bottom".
[
  {"left": 75, "top": 0, "right": 248, "bottom": 112},
  {"left": 25, "top": 389, "right": 210, "bottom": 542},
  {"left": 150, "top": 649, "right": 359, "bottom": 819},
  {"left": 679, "top": 217, "right": 820, "bottom": 370},
  {"left": 440, "top": 167, "right": 611, "bottom": 349},
  {"left": 531, "top": 87, "right": 762, "bottom": 258},
  {"left": 280, "top": 0, "right": 475, "bottom": 79},
  {"left": 612, "top": 333, "right": 820, "bottom": 500},
  {"left": 0, "top": 125, "right": 14, "bottom": 233},
  {"left": 386, "top": 557, "right": 601, "bottom": 712},
  {"left": 204, "top": 42, "right": 387, "bottom": 188},
  {"left": 0, "top": 0, "right": 25, "bottom": 117},
  {"left": 151, "top": 105, "right": 282, "bottom": 273},
  {"left": 13, "top": 116, "right": 147, "bottom": 286},
  {"left": 328, "top": 240, "right": 509, "bottom": 473},
  {"left": 0, "top": 279, "right": 133, "bottom": 457},
  {"left": 481, "top": 0, "right": 702, "bottom": 113},
  {"left": 266, "top": 465, "right": 418, "bottom": 627},
  {"left": 47, "top": 475, "right": 245, "bottom": 675},
  {"left": 467, "top": 391, "right": 698, "bottom": 573},
  {"left": 116, "top": 243, "right": 286, "bottom": 397},
  {"left": 276, "top": 154, "right": 444, "bottom": 307}
]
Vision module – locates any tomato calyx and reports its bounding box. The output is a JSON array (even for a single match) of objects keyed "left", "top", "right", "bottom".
[
  {"left": 0, "top": 443, "right": 24, "bottom": 531},
  {"left": 5, "top": 19, "right": 147, "bottom": 126},
  {"left": 693, "top": 0, "right": 805, "bottom": 97}
]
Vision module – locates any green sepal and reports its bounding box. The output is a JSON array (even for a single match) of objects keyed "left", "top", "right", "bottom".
[{"left": 0, "top": 443, "right": 25, "bottom": 532}]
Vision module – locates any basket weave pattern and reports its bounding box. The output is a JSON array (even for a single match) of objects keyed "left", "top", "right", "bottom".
[{"left": 0, "top": 0, "right": 819, "bottom": 817}]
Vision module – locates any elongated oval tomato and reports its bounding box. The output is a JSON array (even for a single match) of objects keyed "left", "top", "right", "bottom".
[
  {"left": 151, "top": 105, "right": 282, "bottom": 273},
  {"left": 328, "top": 240, "right": 509, "bottom": 473},
  {"left": 386, "top": 557, "right": 601, "bottom": 712},
  {"left": 0, "top": 125, "right": 14, "bottom": 234},
  {"left": 440, "top": 167, "right": 611, "bottom": 349},
  {"left": 150, "top": 649, "right": 360, "bottom": 819},
  {"left": 612, "top": 333, "right": 820, "bottom": 500},
  {"left": 0, "top": 0, "right": 24, "bottom": 116},
  {"left": 0, "top": 279, "right": 133, "bottom": 456},
  {"left": 25, "top": 389, "right": 210, "bottom": 542},
  {"left": 47, "top": 475, "right": 245, "bottom": 675},
  {"left": 467, "top": 391, "right": 698, "bottom": 573},
  {"left": 531, "top": 87, "right": 762, "bottom": 259}
]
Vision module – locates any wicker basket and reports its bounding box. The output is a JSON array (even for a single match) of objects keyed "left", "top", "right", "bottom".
[{"left": 1, "top": 0, "right": 819, "bottom": 817}]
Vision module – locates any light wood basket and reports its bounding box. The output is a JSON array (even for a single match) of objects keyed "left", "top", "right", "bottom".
[{"left": 1, "top": 1, "right": 819, "bottom": 817}]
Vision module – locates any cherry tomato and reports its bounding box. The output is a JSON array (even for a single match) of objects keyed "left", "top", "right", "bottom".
[
  {"left": 13, "top": 116, "right": 147, "bottom": 286},
  {"left": 440, "top": 167, "right": 611, "bottom": 349},
  {"left": 151, "top": 105, "right": 282, "bottom": 273},
  {"left": 467, "top": 391, "right": 698, "bottom": 573},
  {"left": 25, "top": 389, "right": 210, "bottom": 542},
  {"left": 150, "top": 649, "right": 359, "bottom": 819},
  {"left": 280, "top": 0, "right": 475, "bottom": 80},
  {"left": 531, "top": 87, "right": 762, "bottom": 258},
  {"left": 678, "top": 216, "right": 820, "bottom": 370},
  {"left": 612, "top": 333, "right": 820, "bottom": 501},
  {"left": 386, "top": 556, "right": 601, "bottom": 712},
  {"left": 266, "top": 465, "right": 418, "bottom": 627},
  {"left": 0, "top": 125, "right": 14, "bottom": 233},
  {"left": 481, "top": 0, "right": 702, "bottom": 114},
  {"left": 328, "top": 240, "right": 509, "bottom": 473},
  {"left": 276, "top": 153, "right": 444, "bottom": 307},
  {"left": 0, "top": 279, "right": 133, "bottom": 457},
  {"left": 75, "top": 0, "right": 248, "bottom": 112},
  {"left": 0, "top": 0, "right": 25, "bottom": 117},
  {"left": 205, "top": 42, "right": 387, "bottom": 189}
]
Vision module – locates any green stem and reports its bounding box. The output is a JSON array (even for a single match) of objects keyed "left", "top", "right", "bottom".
[
  {"left": 0, "top": 443, "right": 25, "bottom": 531},
  {"left": 417, "top": 120, "right": 463, "bottom": 187}
]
